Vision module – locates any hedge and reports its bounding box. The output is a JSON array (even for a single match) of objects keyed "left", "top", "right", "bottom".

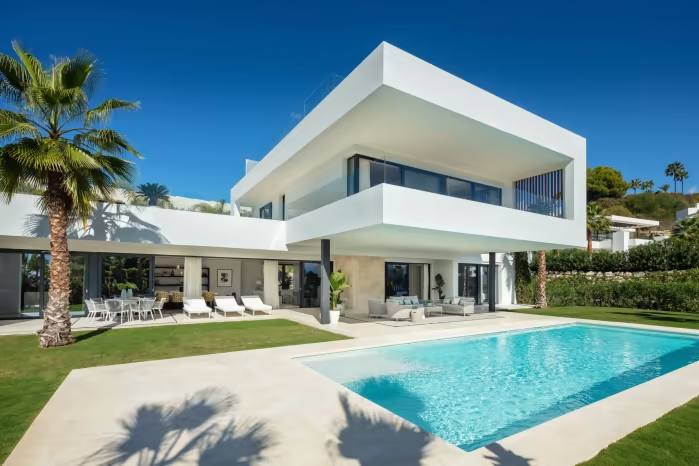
[
  {"left": 533, "top": 238, "right": 699, "bottom": 273},
  {"left": 519, "top": 273, "right": 699, "bottom": 313}
]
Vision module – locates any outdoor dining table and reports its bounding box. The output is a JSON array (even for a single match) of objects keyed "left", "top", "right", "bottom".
[{"left": 105, "top": 297, "right": 152, "bottom": 322}]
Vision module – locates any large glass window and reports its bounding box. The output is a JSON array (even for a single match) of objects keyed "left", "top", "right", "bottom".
[
  {"left": 20, "top": 252, "right": 86, "bottom": 316},
  {"left": 301, "top": 262, "right": 321, "bottom": 308},
  {"left": 385, "top": 263, "right": 410, "bottom": 297},
  {"left": 347, "top": 154, "right": 502, "bottom": 207},
  {"left": 102, "top": 255, "right": 152, "bottom": 298},
  {"left": 457, "top": 263, "right": 497, "bottom": 305}
]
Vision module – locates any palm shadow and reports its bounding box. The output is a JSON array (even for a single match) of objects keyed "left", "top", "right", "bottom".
[
  {"left": 610, "top": 311, "right": 699, "bottom": 325},
  {"left": 483, "top": 443, "right": 532, "bottom": 466},
  {"left": 87, "top": 387, "right": 274, "bottom": 466},
  {"left": 24, "top": 202, "right": 168, "bottom": 244},
  {"left": 330, "top": 391, "right": 432, "bottom": 466}
]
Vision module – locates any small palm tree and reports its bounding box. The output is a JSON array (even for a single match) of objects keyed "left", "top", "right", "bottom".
[
  {"left": 586, "top": 203, "right": 612, "bottom": 254},
  {"left": 628, "top": 178, "right": 642, "bottom": 194},
  {"left": 136, "top": 182, "right": 169, "bottom": 206},
  {"left": 535, "top": 250, "right": 547, "bottom": 308},
  {"left": 673, "top": 216, "right": 699, "bottom": 241},
  {"left": 0, "top": 42, "right": 140, "bottom": 347},
  {"left": 659, "top": 183, "right": 670, "bottom": 193},
  {"left": 640, "top": 180, "right": 654, "bottom": 192}
]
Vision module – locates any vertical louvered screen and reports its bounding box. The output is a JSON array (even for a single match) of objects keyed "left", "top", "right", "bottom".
[{"left": 514, "top": 169, "right": 565, "bottom": 218}]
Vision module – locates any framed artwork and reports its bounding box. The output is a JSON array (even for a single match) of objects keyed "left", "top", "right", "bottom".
[{"left": 217, "top": 269, "right": 233, "bottom": 287}]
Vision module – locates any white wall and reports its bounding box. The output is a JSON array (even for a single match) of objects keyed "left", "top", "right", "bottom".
[{"left": 202, "top": 257, "right": 242, "bottom": 297}]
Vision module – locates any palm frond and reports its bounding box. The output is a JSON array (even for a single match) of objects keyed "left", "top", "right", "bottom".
[
  {"left": 74, "top": 129, "right": 141, "bottom": 158},
  {"left": 11, "top": 41, "right": 47, "bottom": 87},
  {"left": 0, "top": 53, "right": 30, "bottom": 102},
  {"left": 58, "top": 53, "right": 95, "bottom": 89},
  {"left": 0, "top": 110, "right": 41, "bottom": 140},
  {"left": 85, "top": 99, "right": 139, "bottom": 126}
]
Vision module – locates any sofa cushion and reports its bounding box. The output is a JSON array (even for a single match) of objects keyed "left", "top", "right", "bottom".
[
  {"left": 459, "top": 297, "right": 475, "bottom": 305},
  {"left": 409, "top": 296, "right": 420, "bottom": 305},
  {"left": 451, "top": 297, "right": 461, "bottom": 305}
]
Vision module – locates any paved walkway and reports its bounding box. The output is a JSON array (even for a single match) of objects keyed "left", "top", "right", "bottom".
[{"left": 5, "top": 312, "right": 699, "bottom": 466}]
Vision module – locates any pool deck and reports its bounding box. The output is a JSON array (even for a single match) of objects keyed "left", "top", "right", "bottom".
[{"left": 5, "top": 311, "right": 699, "bottom": 466}]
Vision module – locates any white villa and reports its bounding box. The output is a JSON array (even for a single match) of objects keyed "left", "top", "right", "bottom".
[
  {"left": 0, "top": 42, "right": 586, "bottom": 322},
  {"left": 591, "top": 215, "right": 664, "bottom": 252}
]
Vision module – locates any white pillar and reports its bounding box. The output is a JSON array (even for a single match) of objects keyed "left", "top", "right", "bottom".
[
  {"left": 263, "top": 260, "right": 279, "bottom": 308},
  {"left": 183, "top": 257, "right": 202, "bottom": 298}
]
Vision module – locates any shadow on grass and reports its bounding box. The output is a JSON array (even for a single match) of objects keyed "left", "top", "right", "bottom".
[
  {"left": 483, "top": 443, "right": 532, "bottom": 466},
  {"left": 329, "top": 391, "right": 432, "bottom": 466},
  {"left": 86, "top": 387, "right": 274, "bottom": 466},
  {"left": 74, "top": 327, "right": 113, "bottom": 343}
]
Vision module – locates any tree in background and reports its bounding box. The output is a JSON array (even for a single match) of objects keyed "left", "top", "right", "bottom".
[
  {"left": 640, "top": 180, "right": 654, "bottom": 192},
  {"left": 137, "top": 182, "right": 169, "bottom": 206},
  {"left": 665, "top": 161, "right": 688, "bottom": 193},
  {"left": 628, "top": 178, "right": 642, "bottom": 193},
  {"left": 0, "top": 42, "right": 140, "bottom": 347},
  {"left": 587, "top": 166, "right": 628, "bottom": 201},
  {"left": 586, "top": 203, "right": 612, "bottom": 254},
  {"left": 535, "top": 251, "right": 547, "bottom": 308},
  {"left": 659, "top": 184, "right": 671, "bottom": 193},
  {"left": 673, "top": 216, "right": 699, "bottom": 241},
  {"left": 192, "top": 199, "right": 229, "bottom": 215}
]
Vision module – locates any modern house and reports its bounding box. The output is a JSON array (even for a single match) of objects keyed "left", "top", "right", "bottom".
[
  {"left": 0, "top": 42, "right": 586, "bottom": 321},
  {"left": 676, "top": 203, "right": 699, "bottom": 221},
  {"left": 591, "top": 215, "right": 663, "bottom": 252}
]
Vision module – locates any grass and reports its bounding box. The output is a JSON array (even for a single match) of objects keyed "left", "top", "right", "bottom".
[
  {"left": 580, "top": 396, "right": 699, "bottom": 466},
  {"left": 511, "top": 306, "right": 699, "bottom": 330},
  {"left": 0, "top": 319, "right": 346, "bottom": 463}
]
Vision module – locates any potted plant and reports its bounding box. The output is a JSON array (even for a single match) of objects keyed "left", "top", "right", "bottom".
[
  {"left": 432, "top": 273, "right": 446, "bottom": 302},
  {"left": 117, "top": 282, "right": 138, "bottom": 298},
  {"left": 329, "top": 270, "right": 350, "bottom": 325}
]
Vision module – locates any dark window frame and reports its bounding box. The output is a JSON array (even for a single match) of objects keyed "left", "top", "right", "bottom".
[
  {"left": 259, "top": 202, "right": 273, "bottom": 219},
  {"left": 346, "top": 154, "right": 502, "bottom": 206}
]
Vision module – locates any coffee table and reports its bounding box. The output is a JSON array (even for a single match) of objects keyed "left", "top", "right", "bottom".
[{"left": 423, "top": 305, "right": 443, "bottom": 317}]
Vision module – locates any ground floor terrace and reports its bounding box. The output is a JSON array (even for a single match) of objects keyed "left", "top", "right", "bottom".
[
  {"left": 3, "top": 310, "right": 699, "bottom": 466},
  {"left": 0, "top": 248, "right": 515, "bottom": 320}
]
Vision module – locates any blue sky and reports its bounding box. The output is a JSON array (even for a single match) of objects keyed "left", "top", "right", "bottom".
[{"left": 4, "top": 0, "right": 698, "bottom": 199}]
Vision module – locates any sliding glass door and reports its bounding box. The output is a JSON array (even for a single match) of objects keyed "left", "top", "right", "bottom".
[
  {"left": 458, "top": 263, "right": 497, "bottom": 305},
  {"left": 20, "top": 252, "right": 87, "bottom": 317},
  {"left": 300, "top": 262, "right": 321, "bottom": 308}
]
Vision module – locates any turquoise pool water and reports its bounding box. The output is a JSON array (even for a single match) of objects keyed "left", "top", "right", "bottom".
[{"left": 301, "top": 324, "right": 699, "bottom": 451}]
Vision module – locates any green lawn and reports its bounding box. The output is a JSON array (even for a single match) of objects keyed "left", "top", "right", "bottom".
[
  {"left": 579, "top": 396, "right": 699, "bottom": 466},
  {"left": 513, "top": 306, "right": 699, "bottom": 465},
  {"left": 0, "top": 319, "right": 347, "bottom": 463},
  {"left": 512, "top": 306, "right": 699, "bottom": 330}
]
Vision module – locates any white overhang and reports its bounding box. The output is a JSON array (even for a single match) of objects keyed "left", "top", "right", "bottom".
[
  {"left": 231, "top": 42, "right": 585, "bottom": 206},
  {"left": 606, "top": 215, "right": 660, "bottom": 229}
]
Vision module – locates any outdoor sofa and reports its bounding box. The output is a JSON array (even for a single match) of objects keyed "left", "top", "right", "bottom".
[{"left": 440, "top": 297, "right": 476, "bottom": 316}]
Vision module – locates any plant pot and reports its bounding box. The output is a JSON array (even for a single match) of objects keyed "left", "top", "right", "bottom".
[{"left": 329, "top": 310, "right": 341, "bottom": 325}]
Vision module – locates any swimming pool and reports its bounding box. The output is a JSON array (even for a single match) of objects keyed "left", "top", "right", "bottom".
[{"left": 301, "top": 324, "right": 699, "bottom": 451}]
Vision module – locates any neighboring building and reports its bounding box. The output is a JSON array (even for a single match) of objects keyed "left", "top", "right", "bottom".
[
  {"left": 110, "top": 189, "right": 231, "bottom": 211},
  {"left": 676, "top": 203, "right": 699, "bottom": 221},
  {"left": 0, "top": 42, "right": 586, "bottom": 320},
  {"left": 591, "top": 215, "right": 663, "bottom": 252}
]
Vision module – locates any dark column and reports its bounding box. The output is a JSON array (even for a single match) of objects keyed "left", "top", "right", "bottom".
[
  {"left": 320, "top": 239, "right": 331, "bottom": 324},
  {"left": 488, "top": 252, "right": 496, "bottom": 312},
  {"left": 86, "top": 253, "right": 102, "bottom": 299}
]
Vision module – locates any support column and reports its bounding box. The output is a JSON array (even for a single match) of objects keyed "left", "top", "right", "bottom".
[
  {"left": 320, "top": 239, "right": 331, "bottom": 324},
  {"left": 488, "top": 252, "right": 496, "bottom": 312}
]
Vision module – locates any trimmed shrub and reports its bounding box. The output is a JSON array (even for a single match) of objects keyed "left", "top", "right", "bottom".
[
  {"left": 520, "top": 272, "right": 699, "bottom": 313},
  {"left": 535, "top": 238, "right": 699, "bottom": 273}
]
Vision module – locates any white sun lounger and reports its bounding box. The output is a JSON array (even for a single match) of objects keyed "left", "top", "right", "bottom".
[
  {"left": 240, "top": 295, "right": 273, "bottom": 316},
  {"left": 214, "top": 296, "right": 245, "bottom": 317},
  {"left": 183, "top": 298, "right": 213, "bottom": 318}
]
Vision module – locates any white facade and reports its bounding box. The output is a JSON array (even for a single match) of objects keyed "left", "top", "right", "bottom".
[
  {"left": 591, "top": 215, "right": 662, "bottom": 253},
  {"left": 676, "top": 203, "right": 699, "bottom": 221},
  {"left": 0, "top": 42, "right": 586, "bottom": 318}
]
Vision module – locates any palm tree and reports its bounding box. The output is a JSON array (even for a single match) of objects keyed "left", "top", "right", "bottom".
[
  {"left": 137, "top": 182, "right": 169, "bottom": 206},
  {"left": 628, "top": 178, "right": 642, "bottom": 194},
  {"left": 659, "top": 184, "right": 670, "bottom": 193},
  {"left": 535, "top": 250, "right": 547, "bottom": 308},
  {"left": 665, "top": 162, "right": 685, "bottom": 193},
  {"left": 676, "top": 166, "right": 689, "bottom": 193},
  {"left": 0, "top": 42, "right": 140, "bottom": 347},
  {"left": 673, "top": 216, "right": 699, "bottom": 241},
  {"left": 640, "top": 180, "right": 654, "bottom": 192},
  {"left": 586, "top": 203, "right": 612, "bottom": 254}
]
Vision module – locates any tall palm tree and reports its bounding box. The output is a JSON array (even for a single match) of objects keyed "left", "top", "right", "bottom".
[
  {"left": 535, "top": 250, "right": 547, "bottom": 308},
  {"left": 586, "top": 203, "right": 612, "bottom": 254},
  {"left": 640, "top": 180, "right": 654, "bottom": 192},
  {"left": 665, "top": 162, "right": 685, "bottom": 193},
  {"left": 628, "top": 178, "right": 642, "bottom": 194},
  {"left": 136, "top": 182, "right": 169, "bottom": 206},
  {"left": 0, "top": 42, "right": 140, "bottom": 347},
  {"left": 676, "top": 166, "right": 689, "bottom": 193}
]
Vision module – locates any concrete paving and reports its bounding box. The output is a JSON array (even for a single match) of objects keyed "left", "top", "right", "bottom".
[{"left": 4, "top": 312, "right": 699, "bottom": 466}]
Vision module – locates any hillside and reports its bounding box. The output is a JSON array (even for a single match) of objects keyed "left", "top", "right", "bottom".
[{"left": 596, "top": 192, "right": 699, "bottom": 228}]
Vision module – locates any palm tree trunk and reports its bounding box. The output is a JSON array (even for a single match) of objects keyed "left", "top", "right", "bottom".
[
  {"left": 587, "top": 229, "right": 593, "bottom": 254},
  {"left": 535, "top": 250, "right": 547, "bottom": 308},
  {"left": 38, "top": 183, "right": 74, "bottom": 347}
]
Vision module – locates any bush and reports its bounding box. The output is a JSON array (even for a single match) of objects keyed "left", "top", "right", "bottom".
[
  {"left": 536, "top": 238, "right": 699, "bottom": 273},
  {"left": 520, "top": 272, "right": 699, "bottom": 313}
]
